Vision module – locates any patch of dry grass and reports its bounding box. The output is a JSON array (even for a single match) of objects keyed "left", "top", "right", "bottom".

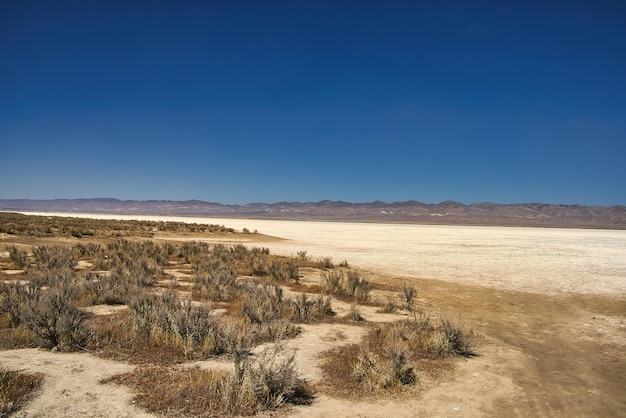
[
  {"left": 320, "top": 316, "right": 479, "bottom": 396},
  {"left": 103, "top": 347, "right": 313, "bottom": 417},
  {"left": 0, "top": 363, "right": 43, "bottom": 417}
]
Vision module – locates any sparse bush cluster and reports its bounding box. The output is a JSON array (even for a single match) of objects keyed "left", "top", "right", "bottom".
[
  {"left": 127, "top": 292, "right": 243, "bottom": 358},
  {"left": 0, "top": 212, "right": 236, "bottom": 238},
  {"left": 1, "top": 277, "right": 90, "bottom": 350},
  {"left": 104, "top": 347, "right": 311, "bottom": 417},
  {"left": 6, "top": 245, "right": 28, "bottom": 269},
  {"left": 322, "top": 269, "right": 371, "bottom": 302},
  {"left": 0, "top": 215, "right": 480, "bottom": 415},
  {"left": 321, "top": 316, "right": 478, "bottom": 395}
]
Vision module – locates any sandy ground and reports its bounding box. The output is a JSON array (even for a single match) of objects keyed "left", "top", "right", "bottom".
[{"left": 2, "top": 213, "right": 625, "bottom": 416}]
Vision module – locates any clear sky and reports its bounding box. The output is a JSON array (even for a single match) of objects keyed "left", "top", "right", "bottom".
[{"left": 1, "top": 1, "right": 625, "bottom": 206}]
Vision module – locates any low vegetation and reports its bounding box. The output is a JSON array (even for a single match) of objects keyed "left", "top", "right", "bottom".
[
  {"left": 104, "top": 347, "right": 312, "bottom": 416},
  {"left": 0, "top": 213, "right": 479, "bottom": 415},
  {"left": 321, "top": 316, "right": 478, "bottom": 396},
  {"left": 0, "top": 363, "right": 43, "bottom": 416},
  {"left": 0, "top": 212, "right": 235, "bottom": 238}
]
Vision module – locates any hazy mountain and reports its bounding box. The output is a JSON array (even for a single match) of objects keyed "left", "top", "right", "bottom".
[{"left": 0, "top": 198, "right": 624, "bottom": 229}]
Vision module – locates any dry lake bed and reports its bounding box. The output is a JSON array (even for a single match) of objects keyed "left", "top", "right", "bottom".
[
  {"left": 32, "top": 212, "right": 626, "bottom": 296},
  {"left": 8, "top": 212, "right": 625, "bottom": 417}
]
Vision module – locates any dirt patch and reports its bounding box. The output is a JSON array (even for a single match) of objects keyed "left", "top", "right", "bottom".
[{"left": 0, "top": 349, "right": 152, "bottom": 418}]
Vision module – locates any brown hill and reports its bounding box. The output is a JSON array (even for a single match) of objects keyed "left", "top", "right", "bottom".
[{"left": 0, "top": 198, "right": 624, "bottom": 229}]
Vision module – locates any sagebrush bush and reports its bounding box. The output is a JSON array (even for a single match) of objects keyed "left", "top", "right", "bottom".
[
  {"left": 322, "top": 269, "right": 371, "bottom": 302},
  {"left": 84, "top": 270, "right": 137, "bottom": 305},
  {"left": 105, "top": 346, "right": 310, "bottom": 416},
  {"left": 248, "top": 248, "right": 270, "bottom": 276},
  {"left": 317, "top": 256, "right": 334, "bottom": 269},
  {"left": 290, "top": 293, "right": 333, "bottom": 323},
  {"left": 6, "top": 245, "right": 28, "bottom": 269},
  {"left": 402, "top": 285, "right": 417, "bottom": 312},
  {"left": 31, "top": 245, "right": 78, "bottom": 274},
  {"left": 347, "top": 304, "right": 364, "bottom": 322},
  {"left": 2, "top": 273, "right": 91, "bottom": 350},
  {"left": 269, "top": 259, "right": 299, "bottom": 283},
  {"left": 1, "top": 282, "right": 35, "bottom": 327},
  {"left": 193, "top": 262, "right": 239, "bottom": 302},
  {"left": 241, "top": 283, "right": 298, "bottom": 343},
  {"left": 127, "top": 292, "right": 243, "bottom": 358}
]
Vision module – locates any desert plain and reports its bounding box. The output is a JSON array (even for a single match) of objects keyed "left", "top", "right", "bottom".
[{"left": 1, "top": 212, "right": 625, "bottom": 417}]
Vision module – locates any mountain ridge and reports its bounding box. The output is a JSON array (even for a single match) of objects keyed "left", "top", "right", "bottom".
[{"left": 0, "top": 198, "right": 624, "bottom": 229}]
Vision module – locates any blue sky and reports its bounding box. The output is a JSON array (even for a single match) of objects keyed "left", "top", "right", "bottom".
[{"left": 1, "top": 1, "right": 625, "bottom": 206}]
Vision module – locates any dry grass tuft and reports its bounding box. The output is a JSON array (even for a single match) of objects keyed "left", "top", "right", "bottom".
[
  {"left": 0, "top": 363, "right": 43, "bottom": 416},
  {"left": 103, "top": 347, "right": 313, "bottom": 417},
  {"left": 320, "top": 316, "right": 478, "bottom": 396}
]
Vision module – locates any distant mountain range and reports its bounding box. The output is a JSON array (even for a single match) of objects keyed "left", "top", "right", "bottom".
[{"left": 1, "top": 198, "right": 625, "bottom": 229}]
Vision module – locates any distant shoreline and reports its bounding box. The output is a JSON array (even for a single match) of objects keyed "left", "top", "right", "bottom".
[{"left": 4, "top": 210, "right": 625, "bottom": 232}]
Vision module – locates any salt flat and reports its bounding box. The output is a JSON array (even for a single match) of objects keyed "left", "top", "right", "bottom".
[{"left": 25, "top": 212, "right": 626, "bottom": 296}]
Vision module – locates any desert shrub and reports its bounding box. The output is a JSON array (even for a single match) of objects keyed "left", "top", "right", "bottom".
[
  {"left": 193, "top": 262, "right": 239, "bottom": 302},
  {"left": 84, "top": 270, "right": 137, "bottom": 305},
  {"left": 346, "top": 304, "right": 364, "bottom": 322},
  {"left": 31, "top": 245, "right": 78, "bottom": 273},
  {"left": 104, "top": 346, "right": 310, "bottom": 416},
  {"left": 127, "top": 292, "right": 241, "bottom": 358},
  {"left": 162, "top": 242, "right": 178, "bottom": 257},
  {"left": 241, "top": 284, "right": 298, "bottom": 343},
  {"left": 92, "top": 248, "right": 112, "bottom": 271},
  {"left": 380, "top": 300, "right": 398, "bottom": 314},
  {"left": 248, "top": 248, "right": 270, "bottom": 276},
  {"left": 73, "top": 242, "right": 102, "bottom": 257},
  {"left": 290, "top": 293, "right": 333, "bottom": 323},
  {"left": 322, "top": 270, "right": 371, "bottom": 302},
  {"left": 178, "top": 241, "right": 210, "bottom": 263},
  {"left": 11, "top": 276, "right": 91, "bottom": 350},
  {"left": 435, "top": 318, "right": 477, "bottom": 357},
  {"left": 1, "top": 282, "right": 37, "bottom": 327},
  {"left": 0, "top": 364, "right": 44, "bottom": 416},
  {"left": 321, "top": 270, "right": 342, "bottom": 294},
  {"left": 317, "top": 256, "right": 334, "bottom": 269},
  {"left": 296, "top": 251, "right": 308, "bottom": 261},
  {"left": 402, "top": 285, "right": 417, "bottom": 312},
  {"left": 269, "top": 259, "right": 299, "bottom": 283},
  {"left": 6, "top": 245, "right": 28, "bottom": 269},
  {"left": 321, "top": 316, "right": 477, "bottom": 396},
  {"left": 229, "top": 243, "right": 250, "bottom": 259}
]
